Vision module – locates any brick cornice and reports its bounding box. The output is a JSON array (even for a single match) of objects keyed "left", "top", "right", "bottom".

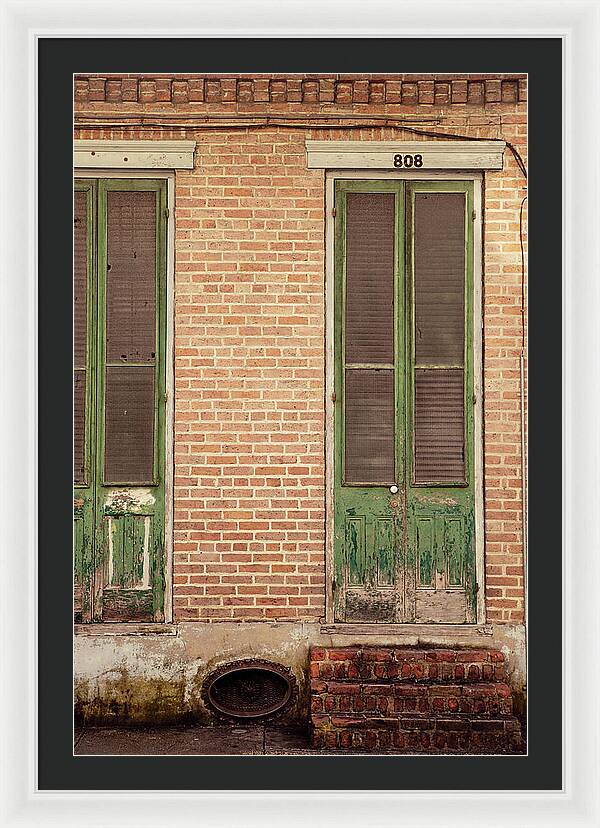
[{"left": 75, "top": 74, "right": 526, "bottom": 107}]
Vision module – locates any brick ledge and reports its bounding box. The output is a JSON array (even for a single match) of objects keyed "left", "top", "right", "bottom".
[
  {"left": 321, "top": 623, "right": 493, "bottom": 637},
  {"left": 74, "top": 623, "right": 178, "bottom": 636}
]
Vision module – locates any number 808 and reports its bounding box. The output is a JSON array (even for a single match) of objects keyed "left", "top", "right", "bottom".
[{"left": 393, "top": 154, "right": 423, "bottom": 168}]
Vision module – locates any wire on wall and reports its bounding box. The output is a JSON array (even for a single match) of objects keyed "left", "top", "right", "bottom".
[{"left": 75, "top": 114, "right": 529, "bottom": 181}]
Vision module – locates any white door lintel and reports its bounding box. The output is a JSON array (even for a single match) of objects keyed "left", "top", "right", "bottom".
[
  {"left": 74, "top": 140, "right": 196, "bottom": 170},
  {"left": 306, "top": 140, "right": 505, "bottom": 170}
]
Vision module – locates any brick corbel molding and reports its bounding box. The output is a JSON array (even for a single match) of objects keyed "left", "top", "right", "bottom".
[{"left": 74, "top": 75, "right": 526, "bottom": 107}]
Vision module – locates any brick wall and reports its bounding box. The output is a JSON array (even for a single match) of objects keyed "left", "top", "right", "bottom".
[
  {"left": 172, "top": 128, "right": 326, "bottom": 621},
  {"left": 74, "top": 74, "right": 527, "bottom": 625}
]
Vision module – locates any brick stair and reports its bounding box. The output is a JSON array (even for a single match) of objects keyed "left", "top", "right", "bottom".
[{"left": 309, "top": 646, "right": 524, "bottom": 754}]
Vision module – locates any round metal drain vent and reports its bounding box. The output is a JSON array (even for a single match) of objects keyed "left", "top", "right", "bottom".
[{"left": 204, "top": 660, "right": 295, "bottom": 720}]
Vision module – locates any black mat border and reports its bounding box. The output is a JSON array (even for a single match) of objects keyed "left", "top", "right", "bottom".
[{"left": 38, "top": 36, "right": 562, "bottom": 791}]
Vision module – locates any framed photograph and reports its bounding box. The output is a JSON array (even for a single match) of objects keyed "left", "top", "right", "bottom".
[{"left": 1, "top": 1, "right": 597, "bottom": 825}]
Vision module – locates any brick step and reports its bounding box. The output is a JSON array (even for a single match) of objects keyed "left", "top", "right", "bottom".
[
  {"left": 311, "top": 680, "right": 513, "bottom": 717},
  {"left": 310, "top": 646, "right": 506, "bottom": 684},
  {"left": 311, "top": 712, "right": 524, "bottom": 754},
  {"left": 309, "top": 646, "right": 523, "bottom": 753}
]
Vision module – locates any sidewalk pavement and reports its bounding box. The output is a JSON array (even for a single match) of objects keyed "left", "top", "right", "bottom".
[{"left": 74, "top": 724, "right": 321, "bottom": 755}]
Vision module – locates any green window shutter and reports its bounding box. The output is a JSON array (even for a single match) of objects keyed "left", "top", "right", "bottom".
[
  {"left": 345, "top": 192, "right": 395, "bottom": 365},
  {"left": 412, "top": 191, "right": 467, "bottom": 485}
]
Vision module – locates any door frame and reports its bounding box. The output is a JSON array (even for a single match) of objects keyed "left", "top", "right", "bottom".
[
  {"left": 74, "top": 169, "right": 175, "bottom": 624},
  {"left": 324, "top": 169, "right": 485, "bottom": 627}
]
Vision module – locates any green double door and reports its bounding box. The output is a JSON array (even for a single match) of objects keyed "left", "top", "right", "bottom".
[
  {"left": 74, "top": 179, "right": 168, "bottom": 623},
  {"left": 333, "top": 180, "right": 477, "bottom": 624}
]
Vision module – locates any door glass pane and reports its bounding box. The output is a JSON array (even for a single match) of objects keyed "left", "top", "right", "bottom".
[
  {"left": 104, "top": 366, "right": 155, "bottom": 482},
  {"left": 345, "top": 192, "right": 395, "bottom": 364},
  {"left": 106, "top": 190, "right": 157, "bottom": 364},
  {"left": 414, "top": 192, "right": 465, "bottom": 365},
  {"left": 74, "top": 371, "right": 86, "bottom": 484},
  {"left": 345, "top": 369, "right": 395, "bottom": 484},
  {"left": 74, "top": 190, "right": 88, "bottom": 369},
  {"left": 414, "top": 368, "right": 465, "bottom": 483}
]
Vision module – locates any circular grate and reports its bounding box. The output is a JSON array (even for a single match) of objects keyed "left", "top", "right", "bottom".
[{"left": 204, "top": 660, "right": 294, "bottom": 720}]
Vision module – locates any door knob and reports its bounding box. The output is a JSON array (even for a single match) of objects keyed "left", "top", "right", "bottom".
[{"left": 389, "top": 485, "right": 399, "bottom": 494}]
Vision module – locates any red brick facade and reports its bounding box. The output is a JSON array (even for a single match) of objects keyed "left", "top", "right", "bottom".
[{"left": 74, "top": 73, "right": 527, "bottom": 626}]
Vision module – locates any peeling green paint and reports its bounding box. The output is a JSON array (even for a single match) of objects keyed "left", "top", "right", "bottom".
[
  {"left": 446, "top": 517, "right": 463, "bottom": 586},
  {"left": 414, "top": 493, "right": 458, "bottom": 506},
  {"left": 376, "top": 518, "right": 395, "bottom": 586},
  {"left": 104, "top": 488, "right": 156, "bottom": 513},
  {"left": 417, "top": 518, "right": 434, "bottom": 587}
]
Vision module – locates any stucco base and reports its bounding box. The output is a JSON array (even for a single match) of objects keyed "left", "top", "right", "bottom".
[{"left": 74, "top": 622, "right": 526, "bottom": 727}]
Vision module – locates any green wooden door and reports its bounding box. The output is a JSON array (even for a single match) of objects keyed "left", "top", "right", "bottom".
[
  {"left": 333, "top": 179, "right": 477, "bottom": 624},
  {"left": 74, "top": 179, "right": 168, "bottom": 623}
]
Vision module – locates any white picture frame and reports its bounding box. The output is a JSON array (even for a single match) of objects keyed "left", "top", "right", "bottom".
[{"left": 0, "top": 0, "right": 598, "bottom": 825}]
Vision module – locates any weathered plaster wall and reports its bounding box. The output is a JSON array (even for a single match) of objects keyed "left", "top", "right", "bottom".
[{"left": 74, "top": 622, "right": 526, "bottom": 725}]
